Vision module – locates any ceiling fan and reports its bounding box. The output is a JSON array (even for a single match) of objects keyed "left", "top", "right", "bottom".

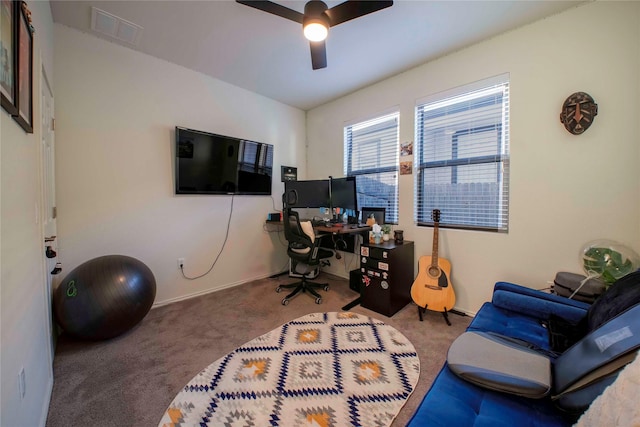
[{"left": 236, "top": 1, "right": 393, "bottom": 70}]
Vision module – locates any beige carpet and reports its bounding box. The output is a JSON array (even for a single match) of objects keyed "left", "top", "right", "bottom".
[{"left": 46, "top": 273, "right": 471, "bottom": 427}]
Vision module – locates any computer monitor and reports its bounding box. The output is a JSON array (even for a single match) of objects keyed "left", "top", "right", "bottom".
[
  {"left": 330, "top": 176, "right": 358, "bottom": 211},
  {"left": 361, "top": 207, "right": 386, "bottom": 225},
  {"left": 284, "top": 180, "right": 330, "bottom": 208}
]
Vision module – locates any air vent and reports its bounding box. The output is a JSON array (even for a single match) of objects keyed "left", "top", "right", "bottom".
[{"left": 91, "top": 7, "right": 143, "bottom": 46}]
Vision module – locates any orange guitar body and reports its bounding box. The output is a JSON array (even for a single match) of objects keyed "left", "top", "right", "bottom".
[
  {"left": 411, "top": 255, "right": 455, "bottom": 312},
  {"left": 410, "top": 209, "right": 456, "bottom": 313}
]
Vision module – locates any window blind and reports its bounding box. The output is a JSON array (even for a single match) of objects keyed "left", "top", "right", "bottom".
[
  {"left": 414, "top": 75, "right": 510, "bottom": 232},
  {"left": 344, "top": 112, "right": 400, "bottom": 223}
]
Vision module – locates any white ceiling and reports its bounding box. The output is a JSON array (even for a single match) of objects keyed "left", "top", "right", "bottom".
[{"left": 50, "top": 0, "right": 583, "bottom": 111}]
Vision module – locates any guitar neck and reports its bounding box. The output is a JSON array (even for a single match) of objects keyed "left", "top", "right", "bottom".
[{"left": 431, "top": 222, "right": 439, "bottom": 267}]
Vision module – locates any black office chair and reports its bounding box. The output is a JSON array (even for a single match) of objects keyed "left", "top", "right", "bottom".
[{"left": 277, "top": 195, "right": 333, "bottom": 305}]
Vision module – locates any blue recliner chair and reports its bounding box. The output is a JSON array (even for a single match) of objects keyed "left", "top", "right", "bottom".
[{"left": 408, "top": 271, "right": 640, "bottom": 427}]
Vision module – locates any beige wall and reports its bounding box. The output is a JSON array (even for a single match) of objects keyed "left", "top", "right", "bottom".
[
  {"left": 307, "top": 1, "right": 640, "bottom": 314},
  {"left": 2, "top": 3, "right": 639, "bottom": 425},
  {"left": 1, "top": 2, "right": 56, "bottom": 426},
  {"left": 53, "top": 25, "right": 306, "bottom": 305}
]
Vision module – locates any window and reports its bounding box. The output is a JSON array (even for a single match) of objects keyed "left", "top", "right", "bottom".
[
  {"left": 344, "top": 112, "right": 399, "bottom": 224},
  {"left": 415, "top": 74, "right": 510, "bottom": 231}
]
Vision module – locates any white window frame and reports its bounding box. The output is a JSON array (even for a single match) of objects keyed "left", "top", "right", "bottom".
[
  {"left": 344, "top": 111, "right": 400, "bottom": 224},
  {"left": 414, "top": 74, "right": 510, "bottom": 232}
]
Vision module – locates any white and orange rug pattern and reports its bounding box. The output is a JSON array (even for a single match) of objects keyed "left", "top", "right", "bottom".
[{"left": 158, "top": 312, "right": 420, "bottom": 427}]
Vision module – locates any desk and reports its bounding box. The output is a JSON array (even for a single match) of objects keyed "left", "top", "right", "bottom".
[
  {"left": 314, "top": 224, "right": 371, "bottom": 235},
  {"left": 315, "top": 224, "right": 370, "bottom": 255},
  {"left": 265, "top": 221, "right": 370, "bottom": 277},
  {"left": 265, "top": 221, "right": 370, "bottom": 236}
]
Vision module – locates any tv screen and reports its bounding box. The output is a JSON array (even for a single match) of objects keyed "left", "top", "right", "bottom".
[
  {"left": 330, "top": 176, "right": 358, "bottom": 211},
  {"left": 284, "top": 180, "right": 330, "bottom": 208},
  {"left": 175, "top": 127, "right": 273, "bottom": 195}
]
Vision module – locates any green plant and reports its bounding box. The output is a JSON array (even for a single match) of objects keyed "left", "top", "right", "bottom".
[
  {"left": 583, "top": 246, "right": 637, "bottom": 285},
  {"left": 381, "top": 224, "right": 392, "bottom": 235}
]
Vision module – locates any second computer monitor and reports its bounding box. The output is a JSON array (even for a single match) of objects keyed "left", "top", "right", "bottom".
[
  {"left": 330, "top": 176, "right": 357, "bottom": 211},
  {"left": 284, "top": 179, "right": 330, "bottom": 208}
]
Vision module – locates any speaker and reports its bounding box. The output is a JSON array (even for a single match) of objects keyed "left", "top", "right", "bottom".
[
  {"left": 281, "top": 166, "right": 298, "bottom": 182},
  {"left": 349, "top": 269, "right": 363, "bottom": 293}
]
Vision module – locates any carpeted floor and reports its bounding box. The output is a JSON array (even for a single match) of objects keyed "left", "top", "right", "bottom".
[{"left": 45, "top": 273, "right": 471, "bottom": 427}]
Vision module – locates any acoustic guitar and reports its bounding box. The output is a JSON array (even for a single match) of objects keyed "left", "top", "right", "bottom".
[{"left": 410, "top": 209, "right": 455, "bottom": 323}]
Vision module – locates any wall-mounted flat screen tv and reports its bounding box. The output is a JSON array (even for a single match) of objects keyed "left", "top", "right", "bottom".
[{"left": 175, "top": 127, "right": 274, "bottom": 195}]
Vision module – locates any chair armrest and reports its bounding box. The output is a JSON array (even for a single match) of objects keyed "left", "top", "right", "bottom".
[{"left": 492, "top": 281, "right": 589, "bottom": 324}]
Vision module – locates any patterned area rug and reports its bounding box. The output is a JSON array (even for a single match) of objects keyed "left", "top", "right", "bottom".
[{"left": 158, "top": 312, "right": 420, "bottom": 427}]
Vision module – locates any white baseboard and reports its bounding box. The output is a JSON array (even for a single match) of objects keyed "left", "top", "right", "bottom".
[
  {"left": 152, "top": 272, "right": 279, "bottom": 309},
  {"left": 452, "top": 306, "right": 476, "bottom": 317}
]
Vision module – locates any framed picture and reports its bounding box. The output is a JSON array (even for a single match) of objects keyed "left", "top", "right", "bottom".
[
  {"left": 13, "top": 1, "right": 32, "bottom": 133},
  {"left": 400, "top": 161, "right": 413, "bottom": 175},
  {"left": 0, "top": 0, "right": 18, "bottom": 115},
  {"left": 400, "top": 140, "right": 413, "bottom": 157}
]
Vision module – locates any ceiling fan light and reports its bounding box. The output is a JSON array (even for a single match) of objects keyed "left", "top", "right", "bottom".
[{"left": 304, "top": 20, "right": 328, "bottom": 42}]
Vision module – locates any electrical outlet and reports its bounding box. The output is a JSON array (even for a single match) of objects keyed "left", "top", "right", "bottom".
[
  {"left": 177, "top": 258, "right": 185, "bottom": 269},
  {"left": 18, "top": 367, "right": 25, "bottom": 399}
]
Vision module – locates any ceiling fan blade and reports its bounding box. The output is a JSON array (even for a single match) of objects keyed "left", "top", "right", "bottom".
[
  {"left": 236, "top": 1, "right": 304, "bottom": 24},
  {"left": 310, "top": 41, "right": 327, "bottom": 70},
  {"left": 326, "top": 0, "right": 393, "bottom": 27}
]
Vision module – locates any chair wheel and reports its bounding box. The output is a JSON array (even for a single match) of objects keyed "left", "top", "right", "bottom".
[
  {"left": 323, "top": 285, "right": 329, "bottom": 291},
  {"left": 315, "top": 297, "right": 322, "bottom": 304},
  {"left": 276, "top": 286, "right": 281, "bottom": 293},
  {"left": 282, "top": 298, "right": 289, "bottom": 305}
]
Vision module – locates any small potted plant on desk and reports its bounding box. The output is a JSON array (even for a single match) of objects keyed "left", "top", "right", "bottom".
[{"left": 381, "top": 224, "right": 392, "bottom": 242}]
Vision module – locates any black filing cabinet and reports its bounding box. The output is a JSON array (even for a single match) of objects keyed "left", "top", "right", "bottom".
[{"left": 360, "top": 240, "right": 414, "bottom": 317}]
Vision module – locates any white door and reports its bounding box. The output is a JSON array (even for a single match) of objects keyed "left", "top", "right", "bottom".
[{"left": 40, "top": 68, "right": 57, "bottom": 361}]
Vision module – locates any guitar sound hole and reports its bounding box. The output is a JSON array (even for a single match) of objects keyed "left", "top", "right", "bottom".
[{"left": 428, "top": 266, "right": 441, "bottom": 278}]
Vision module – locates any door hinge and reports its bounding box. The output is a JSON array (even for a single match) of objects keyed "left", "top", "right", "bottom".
[
  {"left": 46, "top": 246, "right": 57, "bottom": 258},
  {"left": 52, "top": 206, "right": 57, "bottom": 219},
  {"left": 51, "top": 262, "right": 62, "bottom": 275},
  {"left": 51, "top": 118, "right": 55, "bottom": 131}
]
